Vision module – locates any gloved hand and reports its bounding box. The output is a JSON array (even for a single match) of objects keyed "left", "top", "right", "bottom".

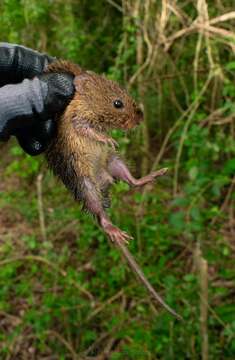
[{"left": 0, "top": 43, "right": 75, "bottom": 155}]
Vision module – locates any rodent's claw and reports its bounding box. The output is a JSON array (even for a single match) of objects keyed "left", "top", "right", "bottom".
[
  {"left": 103, "top": 222, "right": 132, "bottom": 245},
  {"left": 111, "top": 229, "right": 132, "bottom": 245},
  {"left": 151, "top": 167, "right": 168, "bottom": 177},
  {"left": 107, "top": 137, "right": 118, "bottom": 150}
]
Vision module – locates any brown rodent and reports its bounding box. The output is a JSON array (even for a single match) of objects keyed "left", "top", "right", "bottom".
[
  {"left": 45, "top": 61, "right": 182, "bottom": 320},
  {"left": 46, "top": 60, "right": 167, "bottom": 243}
]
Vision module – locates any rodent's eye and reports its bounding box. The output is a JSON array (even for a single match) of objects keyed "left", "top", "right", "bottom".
[{"left": 113, "top": 99, "right": 124, "bottom": 109}]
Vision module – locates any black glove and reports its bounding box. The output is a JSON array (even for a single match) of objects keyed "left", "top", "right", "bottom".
[
  {"left": 16, "top": 119, "right": 56, "bottom": 156},
  {"left": 0, "top": 43, "right": 75, "bottom": 155},
  {"left": 15, "top": 72, "right": 75, "bottom": 155},
  {"left": 0, "top": 42, "right": 53, "bottom": 87}
]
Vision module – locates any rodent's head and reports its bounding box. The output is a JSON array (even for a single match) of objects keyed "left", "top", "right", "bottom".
[{"left": 72, "top": 71, "right": 143, "bottom": 130}]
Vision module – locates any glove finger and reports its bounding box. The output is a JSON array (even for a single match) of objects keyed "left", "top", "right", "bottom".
[
  {"left": 0, "top": 43, "right": 54, "bottom": 86},
  {"left": 16, "top": 133, "right": 46, "bottom": 156},
  {"left": 15, "top": 119, "right": 56, "bottom": 156},
  {"left": 39, "top": 72, "right": 75, "bottom": 119},
  {"left": 33, "top": 119, "right": 56, "bottom": 142}
]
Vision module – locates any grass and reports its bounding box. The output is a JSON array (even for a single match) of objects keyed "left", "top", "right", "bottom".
[{"left": 0, "top": 139, "right": 234, "bottom": 359}]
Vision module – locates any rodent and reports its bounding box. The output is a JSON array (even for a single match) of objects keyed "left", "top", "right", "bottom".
[
  {"left": 45, "top": 60, "right": 167, "bottom": 243},
  {"left": 44, "top": 61, "right": 182, "bottom": 320}
]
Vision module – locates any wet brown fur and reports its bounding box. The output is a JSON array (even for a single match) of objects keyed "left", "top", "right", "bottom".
[
  {"left": 45, "top": 60, "right": 142, "bottom": 208},
  {"left": 44, "top": 61, "right": 182, "bottom": 320}
]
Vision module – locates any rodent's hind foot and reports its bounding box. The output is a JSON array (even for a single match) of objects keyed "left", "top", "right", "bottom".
[
  {"left": 100, "top": 216, "right": 132, "bottom": 244},
  {"left": 134, "top": 167, "right": 168, "bottom": 186},
  {"left": 107, "top": 225, "right": 133, "bottom": 245}
]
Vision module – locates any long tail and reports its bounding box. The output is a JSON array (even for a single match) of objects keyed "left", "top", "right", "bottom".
[{"left": 115, "top": 240, "right": 183, "bottom": 321}]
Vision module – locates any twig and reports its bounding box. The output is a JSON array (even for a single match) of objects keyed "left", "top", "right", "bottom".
[
  {"left": 199, "top": 107, "right": 227, "bottom": 127},
  {"left": 127, "top": 0, "right": 153, "bottom": 90},
  {"left": 193, "top": 24, "right": 203, "bottom": 92},
  {"left": 210, "top": 11, "right": 235, "bottom": 24},
  {"left": 82, "top": 325, "right": 119, "bottom": 357},
  {"left": 86, "top": 289, "right": 124, "bottom": 323},
  {"left": 195, "top": 243, "right": 209, "bottom": 360},
  {"left": 106, "top": 0, "right": 123, "bottom": 13},
  {"left": 211, "top": 176, "right": 235, "bottom": 226},
  {"left": 164, "top": 15, "right": 235, "bottom": 52},
  {"left": 46, "top": 330, "right": 78, "bottom": 360},
  {"left": 136, "top": 77, "right": 211, "bottom": 213},
  {"left": 36, "top": 173, "right": 47, "bottom": 243},
  {"left": 173, "top": 73, "right": 212, "bottom": 195}
]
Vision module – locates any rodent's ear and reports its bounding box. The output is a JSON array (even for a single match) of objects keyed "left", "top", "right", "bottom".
[{"left": 73, "top": 74, "right": 90, "bottom": 93}]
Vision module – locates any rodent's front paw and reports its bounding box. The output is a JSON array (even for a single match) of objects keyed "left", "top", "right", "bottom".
[{"left": 106, "top": 137, "right": 119, "bottom": 150}]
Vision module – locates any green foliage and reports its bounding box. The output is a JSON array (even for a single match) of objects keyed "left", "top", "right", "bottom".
[{"left": 0, "top": 0, "right": 235, "bottom": 359}]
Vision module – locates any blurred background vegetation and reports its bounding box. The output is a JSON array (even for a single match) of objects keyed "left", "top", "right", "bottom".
[{"left": 0, "top": 0, "right": 235, "bottom": 359}]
